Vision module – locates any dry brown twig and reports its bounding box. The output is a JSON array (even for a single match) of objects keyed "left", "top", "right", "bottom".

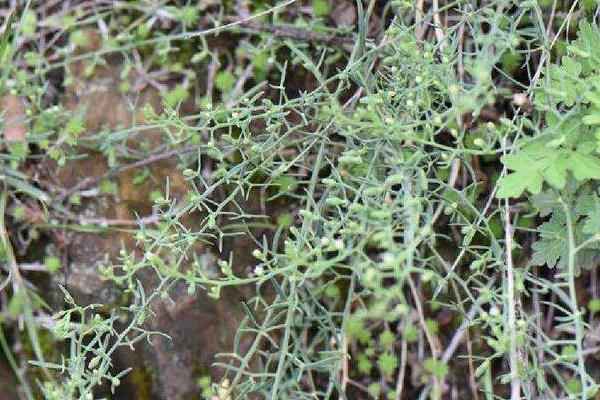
[
  {"left": 1, "top": 94, "right": 27, "bottom": 144},
  {"left": 54, "top": 145, "right": 198, "bottom": 204},
  {"left": 227, "top": 18, "right": 355, "bottom": 50}
]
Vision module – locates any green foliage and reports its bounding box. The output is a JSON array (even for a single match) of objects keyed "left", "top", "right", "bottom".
[
  {"left": 499, "top": 22, "right": 600, "bottom": 198},
  {"left": 161, "top": 85, "right": 189, "bottom": 108},
  {"left": 403, "top": 323, "right": 419, "bottom": 343},
  {"left": 367, "top": 382, "right": 381, "bottom": 397},
  {"left": 589, "top": 298, "right": 600, "bottom": 313},
  {"left": 497, "top": 134, "right": 600, "bottom": 198},
  {"left": 4, "top": 2, "right": 600, "bottom": 400},
  {"left": 566, "top": 378, "right": 583, "bottom": 395},
  {"left": 43, "top": 256, "right": 61, "bottom": 274},
  {"left": 312, "top": 0, "right": 330, "bottom": 17},
  {"left": 527, "top": 186, "right": 600, "bottom": 272},
  {"left": 21, "top": 11, "right": 36, "bottom": 37},
  {"left": 424, "top": 358, "right": 449, "bottom": 380},
  {"left": 378, "top": 329, "right": 395, "bottom": 348},
  {"left": 214, "top": 71, "right": 235, "bottom": 93},
  {"left": 377, "top": 352, "right": 398, "bottom": 375},
  {"left": 69, "top": 30, "right": 88, "bottom": 47}
]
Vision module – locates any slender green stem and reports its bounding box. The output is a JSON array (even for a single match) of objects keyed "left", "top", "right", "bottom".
[
  {"left": 270, "top": 281, "right": 297, "bottom": 400},
  {"left": 504, "top": 199, "right": 520, "bottom": 400},
  {"left": 562, "top": 199, "right": 588, "bottom": 399}
]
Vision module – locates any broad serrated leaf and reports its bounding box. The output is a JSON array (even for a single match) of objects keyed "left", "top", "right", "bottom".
[
  {"left": 531, "top": 214, "right": 567, "bottom": 269},
  {"left": 496, "top": 170, "right": 543, "bottom": 198},
  {"left": 498, "top": 131, "right": 600, "bottom": 198},
  {"left": 569, "top": 151, "right": 600, "bottom": 181},
  {"left": 542, "top": 153, "right": 569, "bottom": 188},
  {"left": 569, "top": 21, "right": 600, "bottom": 72},
  {"left": 531, "top": 190, "right": 560, "bottom": 217},
  {"left": 531, "top": 234, "right": 565, "bottom": 269},
  {"left": 578, "top": 194, "right": 600, "bottom": 234}
]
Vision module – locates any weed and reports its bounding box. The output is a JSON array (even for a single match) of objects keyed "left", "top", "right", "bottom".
[{"left": 2, "top": 1, "right": 600, "bottom": 400}]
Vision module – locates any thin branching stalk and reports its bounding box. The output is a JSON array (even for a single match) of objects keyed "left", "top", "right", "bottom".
[
  {"left": 562, "top": 199, "right": 588, "bottom": 399},
  {"left": 504, "top": 199, "right": 521, "bottom": 399}
]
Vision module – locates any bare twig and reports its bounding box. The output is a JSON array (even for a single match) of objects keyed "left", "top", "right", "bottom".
[
  {"left": 408, "top": 275, "right": 442, "bottom": 396},
  {"left": 1, "top": 94, "right": 27, "bottom": 143},
  {"left": 54, "top": 145, "right": 198, "bottom": 204},
  {"left": 55, "top": 206, "right": 161, "bottom": 228},
  {"left": 528, "top": 0, "right": 579, "bottom": 97},
  {"left": 224, "top": 18, "right": 355, "bottom": 49},
  {"left": 225, "top": 63, "right": 254, "bottom": 109},
  {"left": 206, "top": 49, "right": 220, "bottom": 102},
  {"left": 418, "top": 277, "right": 496, "bottom": 400},
  {"left": 394, "top": 334, "right": 408, "bottom": 400},
  {"left": 17, "top": 263, "right": 46, "bottom": 272},
  {"left": 338, "top": 273, "right": 355, "bottom": 399},
  {"left": 432, "top": 0, "right": 445, "bottom": 45},
  {"left": 415, "top": 0, "right": 425, "bottom": 40}
]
